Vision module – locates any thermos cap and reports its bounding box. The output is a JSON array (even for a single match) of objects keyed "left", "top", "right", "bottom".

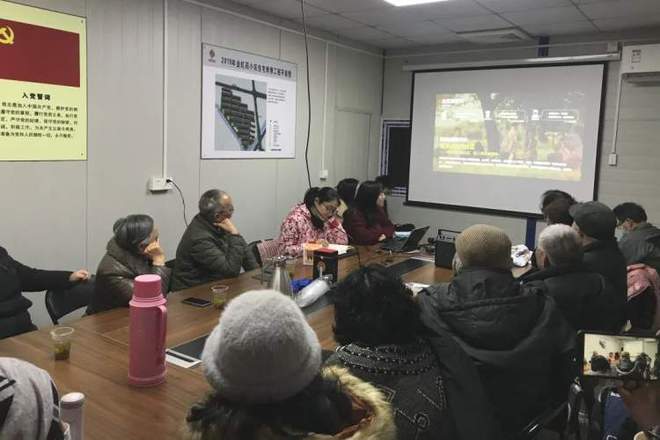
[
  {"left": 61, "top": 392, "right": 85, "bottom": 408},
  {"left": 133, "top": 274, "right": 162, "bottom": 299}
]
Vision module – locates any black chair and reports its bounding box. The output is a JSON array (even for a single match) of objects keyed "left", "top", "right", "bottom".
[
  {"left": 516, "top": 401, "right": 569, "bottom": 440},
  {"left": 45, "top": 277, "right": 95, "bottom": 325},
  {"left": 247, "top": 240, "right": 263, "bottom": 267}
]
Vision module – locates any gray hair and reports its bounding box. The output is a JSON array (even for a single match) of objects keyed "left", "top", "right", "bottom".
[
  {"left": 538, "top": 224, "right": 583, "bottom": 267},
  {"left": 199, "top": 189, "right": 231, "bottom": 222}
]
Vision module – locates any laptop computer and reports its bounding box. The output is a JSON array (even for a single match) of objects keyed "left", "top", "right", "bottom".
[{"left": 381, "top": 226, "right": 430, "bottom": 252}]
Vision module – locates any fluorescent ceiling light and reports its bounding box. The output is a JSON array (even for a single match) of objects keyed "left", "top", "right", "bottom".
[{"left": 384, "top": 0, "right": 450, "bottom": 6}]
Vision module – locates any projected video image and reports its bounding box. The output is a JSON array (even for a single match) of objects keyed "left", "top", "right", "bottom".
[
  {"left": 583, "top": 334, "right": 659, "bottom": 381},
  {"left": 433, "top": 92, "right": 585, "bottom": 181}
]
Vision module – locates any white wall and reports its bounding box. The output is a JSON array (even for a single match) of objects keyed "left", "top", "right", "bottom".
[
  {"left": 0, "top": 0, "right": 383, "bottom": 328},
  {"left": 382, "top": 31, "right": 660, "bottom": 245}
]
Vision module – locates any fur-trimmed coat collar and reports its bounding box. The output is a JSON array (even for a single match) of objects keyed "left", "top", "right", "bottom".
[{"left": 185, "top": 366, "right": 396, "bottom": 440}]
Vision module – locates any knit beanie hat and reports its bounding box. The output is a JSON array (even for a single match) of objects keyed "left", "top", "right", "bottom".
[
  {"left": 201, "top": 290, "right": 322, "bottom": 404},
  {"left": 456, "top": 224, "right": 512, "bottom": 270}
]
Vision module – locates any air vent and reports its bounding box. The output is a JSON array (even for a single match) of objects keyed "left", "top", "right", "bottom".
[{"left": 456, "top": 28, "right": 532, "bottom": 44}]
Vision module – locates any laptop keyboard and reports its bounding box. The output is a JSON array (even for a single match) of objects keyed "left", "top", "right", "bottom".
[{"left": 387, "top": 258, "right": 430, "bottom": 278}]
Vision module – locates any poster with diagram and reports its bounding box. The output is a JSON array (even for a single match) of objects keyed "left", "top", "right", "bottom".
[{"left": 201, "top": 44, "right": 297, "bottom": 159}]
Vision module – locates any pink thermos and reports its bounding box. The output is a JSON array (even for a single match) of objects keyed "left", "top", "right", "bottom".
[{"left": 128, "top": 274, "right": 167, "bottom": 387}]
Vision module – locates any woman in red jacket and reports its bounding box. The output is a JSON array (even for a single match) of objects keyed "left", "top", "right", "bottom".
[{"left": 344, "top": 181, "right": 395, "bottom": 245}]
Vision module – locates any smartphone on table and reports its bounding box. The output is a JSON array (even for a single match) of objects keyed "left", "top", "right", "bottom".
[{"left": 181, "top": 297, "right": 211, "bottom": 308}]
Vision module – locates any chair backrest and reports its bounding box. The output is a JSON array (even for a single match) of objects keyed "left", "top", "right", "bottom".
[
  {"left": 256, "top": 239, "right": 280, "bottom": 267},
  {"left": 45, "top": 277, "right": 95, "bottom": 325}
]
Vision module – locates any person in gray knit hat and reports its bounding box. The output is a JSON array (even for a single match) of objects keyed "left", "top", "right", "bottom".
[
  {"left": 418, "top": 225, "right": 575, "bottom": 437},
  {"left": 185, "top": 289, "right": 397, "bottom": 440}
]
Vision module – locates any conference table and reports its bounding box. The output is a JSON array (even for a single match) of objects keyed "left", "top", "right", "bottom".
[{"left": 0, "top": 246, "right": 455, "bottom": 439}]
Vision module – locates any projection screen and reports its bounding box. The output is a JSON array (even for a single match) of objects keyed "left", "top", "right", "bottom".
[{"left": 407, "top": 63, "right": 605, "bottom": 216}]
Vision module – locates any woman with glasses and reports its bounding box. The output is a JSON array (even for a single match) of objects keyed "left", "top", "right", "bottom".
[{"left": 277, "top": 187, "right": 348, "bottom": 257}]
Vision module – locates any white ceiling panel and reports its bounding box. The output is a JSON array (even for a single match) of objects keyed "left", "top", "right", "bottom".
[
  {"left": 502, "top": 5, "right": 585, "bottom": 25},
  {"left": 594, "top": 13, "right": 660, "bottom": 31},
  {"left": 520, "top": 20, "right": 599, "bottom": 36},
  {"left": 434, "top": 14, "right": 511, "bottom": 32},
  {"left": 338, "top": 25, "right": 394, "bottom": 40},
  {"left": 218, "top": 0, "right": 660, "bottom": 50},
  {"left": 303, "top": 0, "right": 387, "bottom": 13},
  {"left": 410, "top": 32, "right": 465, "bottom": 45},
  {"left": 343, "top": 6, "right": 425, "bottom": 25},
  {"left": 239, "top": 0, "right": 328, "bottom": 19},
  {"left": 296, "top": 13, "right": 363, "bottom": 30},
  {"left": 475, "top": 0, "right": 572, "bottom": 13},
  {"left": 382, "top": 19, "right": 449, "bottom": 37},
  {"left": 362, "top": 37, "right": 420, "bottom": 49},
  {"left": 579, "top": 0, "right": 660, "bottom": 20},
  {"left": 400, "top": 0, "right": 492, "bottom": 19}
]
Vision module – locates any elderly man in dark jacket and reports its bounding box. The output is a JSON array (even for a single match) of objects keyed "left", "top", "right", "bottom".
[
  {"left": 171, "top": 189, "right": 258, "bottom": 290},
  {"left": 0, "top": 246, "right": 89, "bottom": 339},
  {"left": 522, "top": 223, "right": 618, "bottom": 332},
  {"left": 418, "top": 224, "right": 575, "bottom": 437},
  {"left": 570, "top": 202, "right": 627, "bottom": 330}
]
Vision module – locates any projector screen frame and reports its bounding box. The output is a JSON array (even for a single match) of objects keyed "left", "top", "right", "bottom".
[{"left": 405, "top": 61, "right": 608, "bottom": 219}]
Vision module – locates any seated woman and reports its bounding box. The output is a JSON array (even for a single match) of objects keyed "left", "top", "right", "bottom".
[
  {"left": 343, "top": 181, "right": 395, "bottom": 245},
  {"left": 326, "top": 265, "right": 500, "bottom": 440},
  {"left": 0, "top": 246, "right": 89, "bottom": 339},
  {"left": 89, "top": 215, "right": 170, "bottom": 313},
  {"left": 277, "top": 187, "right": 348, "bottom": 257},
  {"left": 335, "top": 177, "right": 359, "bottom": 221},
  {"left": 185, "top": 289, "right": 396, "bottom": 440}
]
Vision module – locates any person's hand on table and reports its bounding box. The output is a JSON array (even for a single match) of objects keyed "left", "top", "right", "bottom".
[
  {"left": 144, "top": 240, "right": 166, "bottom": 266},
  {"left": 215, "top": 218, "right": 239, "bottom": 235},
  {"left": 69, "top": 269, "right": 90, "bottom": 283},
  {"left": 618, "top": 383, "right": 660, "bottom": 430},
  {"left": 315, "top": 239, "right": 330, "bottom": 247}
]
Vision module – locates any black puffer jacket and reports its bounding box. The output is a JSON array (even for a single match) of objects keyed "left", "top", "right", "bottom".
[
  {"left": 582, "top": 239, "right": 627, "bottom": 330},
  {"left": 171, "top": 215, "right": 258, "bottom": 291},
  {"left": 521, "top": 264, "right": 618, "bottom": 332},
  {"left": 89, "top": 239, "right": 171, "bottom": 314},
  {"left": 418, "top": 268, "right": 575, "bottom": 436},
  {"left": 0, "top": 246, "right": 73, "bottom": 339}
]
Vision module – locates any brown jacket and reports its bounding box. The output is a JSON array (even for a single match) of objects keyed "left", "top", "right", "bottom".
[
  {"left": 89, "top": 238, "right": 170, "bottom": 313},
  {"left": 184, "top": 366, "right": 397, "bottom": 440}
]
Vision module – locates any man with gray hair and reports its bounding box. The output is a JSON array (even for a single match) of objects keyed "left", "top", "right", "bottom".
[
  {"left": 418, "top": 224, "right": 574, "bottom": 437},
  {"left": 172, "top": 189, "right": 258, "bottom": 290},
  {"left": 522, "top": 224, "right": 617, "bottom": 332}
]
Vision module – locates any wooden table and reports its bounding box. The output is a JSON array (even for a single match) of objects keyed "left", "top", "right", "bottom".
[{"left": 0, "top": 247, "right": 454, "bottom": 439}]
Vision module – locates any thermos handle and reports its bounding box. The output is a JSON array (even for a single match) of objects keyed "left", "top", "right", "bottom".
[{"left": 157, "top": 305, "right": 167, "bottom": 363}]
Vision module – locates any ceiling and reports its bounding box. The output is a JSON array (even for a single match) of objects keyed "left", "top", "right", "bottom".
[{"left": 225, "top": 0, "right": 660, "bottom": 50}]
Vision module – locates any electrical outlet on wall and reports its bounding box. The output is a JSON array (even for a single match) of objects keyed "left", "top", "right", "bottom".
[
  {"left": 608, "top": 153, "right": 618, "bottom": 166},
  {"left": 148, "top": 176, "right": 173, "bottom": 192},
  {"left": 319, "top": 169, "right": 329, "bottom": 180}
]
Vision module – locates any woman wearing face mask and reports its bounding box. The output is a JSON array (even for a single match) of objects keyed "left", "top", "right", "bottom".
[
  {"left": 343, "top": 181, "right": 395, "bottom": 245},
  {"left": 89, "top": 214, "right": 170, "bottom": 313},
  {"left": 277, "top": 187, "right": 348, "bottom": 257}
]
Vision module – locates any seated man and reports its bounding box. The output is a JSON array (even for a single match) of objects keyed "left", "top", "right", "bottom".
[
  {"left": 570, "top": 201, "right": 627, "bottom": 330},
  {"left": 171, "top": 189, "right": 258, "bottom": 290},
  {"left": 417, "top": 224, "right": 575, "bottom": 436},
  {"left": 614, "top": 202, "right": 660, "bottom": 271},
  {"left": 522, "top": 224, "right": 618, "bottom": 332}
]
